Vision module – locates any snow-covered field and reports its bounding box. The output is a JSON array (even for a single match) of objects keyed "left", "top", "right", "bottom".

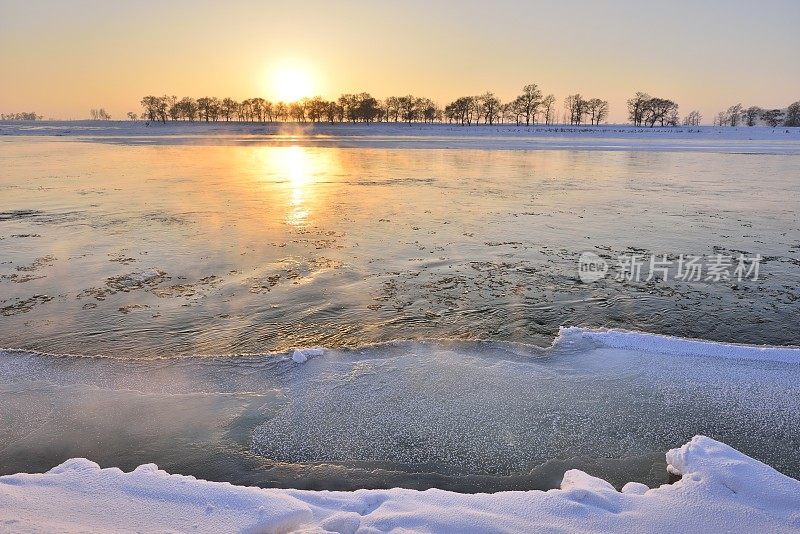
[
  {"left": 2, "top": 121, "right": 800, "bottom": 153},
  {"left": 1, "top": 436, "right": 798, "bottom": 533}
]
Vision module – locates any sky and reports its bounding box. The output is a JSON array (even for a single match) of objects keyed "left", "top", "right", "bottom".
[{"left": 1, "top": 0, "right": 799, "bottom": 123}]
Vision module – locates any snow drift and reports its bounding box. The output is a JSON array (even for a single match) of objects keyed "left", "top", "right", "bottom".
[{"left": 1, "top": 435, "right": 799, "bottom": 533}]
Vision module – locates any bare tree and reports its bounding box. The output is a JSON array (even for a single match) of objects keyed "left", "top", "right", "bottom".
[
  {"left": 726, "top": 104, "right": 743, "bottom": 126},
  {"left": 743, "top": 106, "right": 761, "bottom": 127},
  {"left": 323, "top": 101, "right": 340, "bottom": 124},
  {"left": 289, "top": 101, "right": 306, "bottom": 122},
  {"left": 479, "top": 92, "right": 501, "bottom": 125},
  {"left": 683, "top": 110, "right": 702, "bottom": 126},
  {"left": 305, "top": 97, "right": 325, "bottom": 122},
  {"left": 761, "top": 109, "right": 784, "bottom": 127},
  {"left": 398, "top": 95, "right": 418, "bottom": 124},
  {"left": 220, "top": 98, "right": 238, "bottom": 121},
  {"left": 417, "top": 98, "right": 439, "bottom": 123},
  {"left": 274, "top": 102, "right": 288, "bottom": 122},
  {"left": 335, "top": 93, "right": 381, "bottom": 122},
  {"left": 251, "top": 98, "right": 268, "bottom": 122},
  {"left": 564, "top": 94, "right": 588, "bottom": 125},
  {"left": 168, "top": 96, "right": 183, "bottom": 121},
  {"left": 90, "top": 108, "right": 111, "bottom": 120},
  {"left": 1, "top": 112, "right": 41, "bottom": 120},
  {"left": 641, "top": 97, "right": 678, "bottom": 127},
  {"left": 541, "top": 94, "right": 556, "bottom": 125},
  {"left": 627, "top": 92, "right": 651, "bottom": 126},
  {"left": 381, "top": 96, "right": 398, "bottom": 122},
  {"left": 140, "top": 96, "right": 164, "bottom": 122},
  {"left": 444, "top": 96, "right": 475, "bottom": 125},
  {"left": 196, "top": 97, "right": 214, "bottom": 122},
  {"left": 514, "top": 84, "right": 543, "bottom": 126},
  {"left": 585, "top": 98, "right": 609, "bottom": 125},
  {"left": 785, "top": 101, "right": 800, "bottom": 127}
]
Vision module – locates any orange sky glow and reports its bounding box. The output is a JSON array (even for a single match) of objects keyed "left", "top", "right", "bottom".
[{"left": 1, "top": 0, "right": 799, "bottom": 123}]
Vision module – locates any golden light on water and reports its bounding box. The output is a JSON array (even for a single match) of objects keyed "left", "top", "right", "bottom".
[
  {"left": 252, "top": 145, "right": 339, "bottom": 227},
  {"left": 281, "top": 146, "right": 312, "bottom": 226}
]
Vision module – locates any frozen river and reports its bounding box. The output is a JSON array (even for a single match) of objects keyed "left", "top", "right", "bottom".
[
  {"left": 1, "top": 123, "right": 799, "bottom": 356},
  {"left": 1, "top": 122, "right": 799, "bottom": 491}
]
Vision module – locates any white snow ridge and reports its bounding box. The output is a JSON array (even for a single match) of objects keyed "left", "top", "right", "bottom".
[{"left": 1, "top": 436, "right": 799, "bottom": 533}]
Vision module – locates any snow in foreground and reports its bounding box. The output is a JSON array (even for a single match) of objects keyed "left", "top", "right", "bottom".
[{"left": 1, "top": 436, "right": 798, "bottom": 533}]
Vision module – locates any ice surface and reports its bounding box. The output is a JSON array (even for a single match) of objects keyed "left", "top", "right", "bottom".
[
  {"left": 1, "top": 435, "right": 798, "bottom": 533},
  {"left": 1, "top": 329, "right": 799, "bottom": 493},
  {"left": 2, "top": 135, "right": 799, "bottom": 357}
]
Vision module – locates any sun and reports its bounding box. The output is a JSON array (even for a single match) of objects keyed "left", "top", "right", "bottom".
[{"left": 270, "top": 62, "right": 315, "bottom": 102}]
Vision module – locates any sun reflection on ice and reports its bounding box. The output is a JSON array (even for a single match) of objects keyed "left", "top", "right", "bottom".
[
  {"left": 280, "top": 146, "right": 313, "bottom": 226},
  {"left": 252, "top": 145, "right": 338, "bottom": 227}
]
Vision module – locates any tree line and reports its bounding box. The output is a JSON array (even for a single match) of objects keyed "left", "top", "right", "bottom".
[
  {"left": 0, "top": 112, "right": 42, "bottom": 121},
  {"left": 90, "top": 108, "right": 112, "bottom": 120},
  {"left": 135, "top": 86, "right": 609, "bottom": 126},
  {"left": 627, "top": 92, "right": 682, "bottom": 127},
  {"left": 713, "top": 102, "right": 800, "bottom": 127}
]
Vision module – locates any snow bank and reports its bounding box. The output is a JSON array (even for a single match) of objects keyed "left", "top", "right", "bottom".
[
  {"left": 1, "top": 436, "right": 798, "bottom": 533},
  {"left": 558, "top": 326, "right": 800, "bottom": 363}
]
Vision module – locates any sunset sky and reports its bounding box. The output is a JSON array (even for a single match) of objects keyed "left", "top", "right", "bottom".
[{"left": 2, "top": 0, "right": 799, "bottom": 122}]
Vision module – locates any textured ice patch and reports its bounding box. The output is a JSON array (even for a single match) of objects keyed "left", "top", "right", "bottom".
[{"left": 250, "top": 339, "right": 800, "bottom": 481}]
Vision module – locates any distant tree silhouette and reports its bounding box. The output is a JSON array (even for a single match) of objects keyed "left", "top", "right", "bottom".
[
  {"left": 627, "top": 92, "right": 650, "bottom": 126},
  {"left": 274, "top": 102, "right": 288, "bottom": 122},
  {"left": 382, "top": 96, "right": 400, "bottom": 122},
  {"left": 743, "top": 106, "right": 761, "bottom": 126},
  {"left": 1, "top": 112, "right": 41, "bottom": 120},
  {"left": 220, "top": 98, "right": 238, "bottom": 121},
  {"left": 513, "top": 84, "right": 543, "bottom": 126},
  {"left": 761, "top": 109, "right": 784, "bottom": 127},
  {"left": 306, "top": 97, "right": 325, "bottom": 122},
  {"left": 444, "top": 97, "right": 476, "bottom": 125},
  {"left": 726, "top": 104, "right": 743, "bottom": 126},
  {"left": 683, "top": 110, "right": 702, "bottom": 126},
  {"left": 564, "top": 94, "right": 589, "bottom": 125},
  {"left": 641, "top": 97, "right": 678, "bottom": 127},
  {"left": 785, "top": 101, "right": 800, "bottom": 127},
  {"left": 585, "top": 98, "right": 609, "bottom": 125},
  {"left": 398, "top": 95, "right": 418, "bottom": 124},
  {"left": 541, "top": 94, "right": 556, "bottom": 125},
  {"left": 478, "top": 92, "right": 501, "bottom": 125},
  {"left": 89, "top": 108, "right": 111, "bottom": 120},
  {"left": 196, "top": 97, "right": 218, "bottom": 122}
]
